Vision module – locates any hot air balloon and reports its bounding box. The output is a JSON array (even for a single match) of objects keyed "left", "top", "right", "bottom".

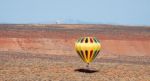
[{"left": 75, "top": 37, "right": 101, "bottom": 68}]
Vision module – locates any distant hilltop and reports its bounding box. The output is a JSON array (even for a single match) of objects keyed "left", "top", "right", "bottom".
[
  {"left": 0, "top": 19, "right": 150, "bottom": 26},
  {"left": 0, "top": 19, "right": 93, "bottom": 24},
  {"left": 0, "top": 23, "right": 150, "bottom": 28}
]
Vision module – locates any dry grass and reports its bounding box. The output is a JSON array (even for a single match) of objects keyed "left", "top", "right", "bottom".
[{"left": 0, "top": 52, "right": 150, "bottom": 81}]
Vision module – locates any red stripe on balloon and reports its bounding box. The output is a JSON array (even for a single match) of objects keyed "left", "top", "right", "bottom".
[{"left": 90, "top": 38, "right": 93, "bottom": 43}]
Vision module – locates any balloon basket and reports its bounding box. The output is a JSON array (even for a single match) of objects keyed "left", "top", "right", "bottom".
[
  {"left": 86, "top": 63, "right": 90, "bottom": 69},
  {"left": 85, "top": 63, "right": 97, "bottom": 71}
]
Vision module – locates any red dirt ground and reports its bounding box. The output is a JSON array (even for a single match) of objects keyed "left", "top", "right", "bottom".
[
  {"left": 0, "top": 24, "right": 149, "bottom": 56},
  {"left": 0, "top": 24, "right": 150, "bottom": 81}
]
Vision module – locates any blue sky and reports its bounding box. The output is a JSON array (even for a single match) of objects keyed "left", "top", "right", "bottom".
[{"left": 0, "top": 0, "right": 150, "bottom": 25}]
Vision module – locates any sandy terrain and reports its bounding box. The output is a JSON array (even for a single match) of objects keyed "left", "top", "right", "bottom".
[
  {"left": 0, "top": 51, "right": 150, "bottom": 81},
  {"left": 0, "top": 24, "right": 150, "bottom": 81}
]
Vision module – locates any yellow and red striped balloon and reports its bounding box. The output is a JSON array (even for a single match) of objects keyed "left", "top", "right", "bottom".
[{"left": 75, "top": 37, "right": 101, "bottom": 63}]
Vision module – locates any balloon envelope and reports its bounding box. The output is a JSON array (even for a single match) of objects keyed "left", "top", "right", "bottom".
[{"left": 75, "top": 37, "right": 101, "bottom": 63}]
